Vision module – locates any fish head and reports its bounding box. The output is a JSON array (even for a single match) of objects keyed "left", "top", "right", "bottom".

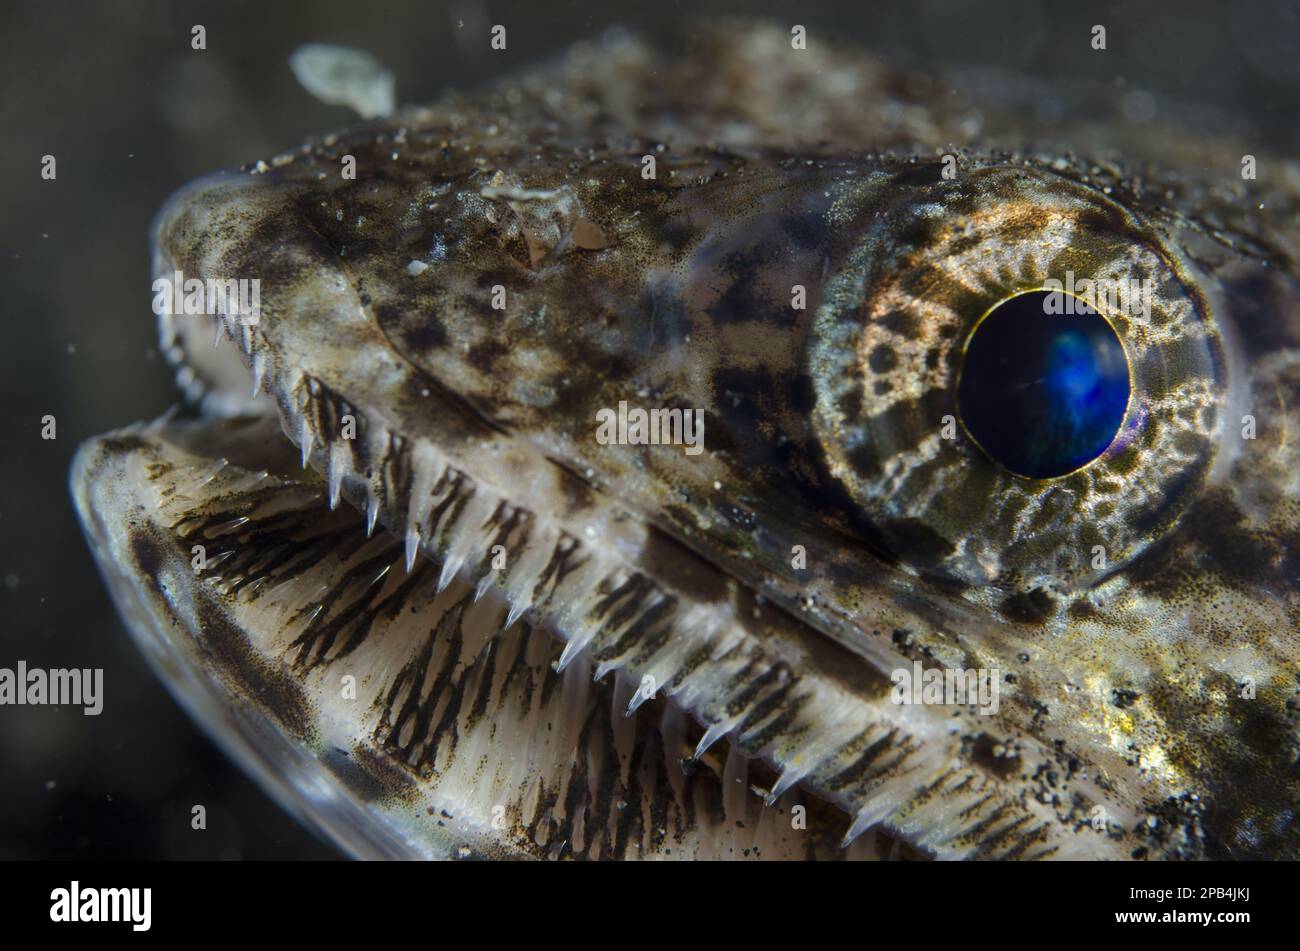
[{"left": 94, "top": 22, "right": 1300, "bottom": 858}]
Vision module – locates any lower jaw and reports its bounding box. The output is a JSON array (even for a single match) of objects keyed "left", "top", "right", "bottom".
[{"left": 74, "top": 412, "right": 920, "bottom": 859}]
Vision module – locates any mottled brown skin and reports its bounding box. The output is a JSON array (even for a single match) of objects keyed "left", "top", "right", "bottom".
[{"left": 95, "top": 23, "right": 1300, "bottom": 857}]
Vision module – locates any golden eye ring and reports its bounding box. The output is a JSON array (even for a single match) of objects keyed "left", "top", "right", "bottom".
[{"left": 811, "top": 165, "right": 1226, "bottom": 591}]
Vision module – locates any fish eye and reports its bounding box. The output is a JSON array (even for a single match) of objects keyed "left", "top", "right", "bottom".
[
  {"left": 811, "top": 165, "right": 1227, "bottom": 591},
  {"left": 956, "top": 289, "right": 1131, "bottom": 480}
]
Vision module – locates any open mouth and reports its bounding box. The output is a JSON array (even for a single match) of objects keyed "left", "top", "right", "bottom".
[{"left": 73, "top": 408, "right": 924, "bottom": 859}]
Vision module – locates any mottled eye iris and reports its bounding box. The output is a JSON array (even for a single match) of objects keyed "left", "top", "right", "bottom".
[
  {"left": 957, "top": 290, "right": 1130, "bottom": 479},
  {"left": 813, "top": 168, "right": 1225, "bottom": 586}
]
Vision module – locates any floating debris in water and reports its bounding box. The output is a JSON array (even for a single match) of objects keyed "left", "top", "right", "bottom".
[{"left": 289, "top": 43, "right": 395, "bottom": 119}]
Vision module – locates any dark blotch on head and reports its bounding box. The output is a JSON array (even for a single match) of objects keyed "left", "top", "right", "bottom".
[
  {"left": 779, "top": 209, "right": 829, "bottom": 251},
  {"left": 100, "top": 435, "right": 151, "bottom": 456},
  {"left": 1001, "top": 587, "right": 1056, "bottom": 624},
  {"left": 706, "top": 260, "right": 789, "bottom": 326},
  {"left": 968, "top": 732, "right": 1019, "bottom": 780},
  {"left": 383, "top": 304, "right": 448, "bottom": 352},
  {"left": 882, "top": 517, "right": 954, "bottom": 566},
  {"left": 889, "top": 162, "right": 946, "bottom": 189},
  {"left": 711, "top": 368, "right": 774, "bottom": 454},
  {"left": 467, "top": 338, "right": 509, "bottom": 374},
  {"left": 1111, "top": 689, "right": 1140, "bottom": 709},
  {"left": 1219, "top": 273, "right": 1294, "bottom": 358},
  {"left": 1130, "top": 487, "right": 1276, "bottom": 597}
]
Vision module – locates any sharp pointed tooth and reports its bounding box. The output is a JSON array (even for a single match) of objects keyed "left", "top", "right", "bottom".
[
  {"left": 692, "top": 721, "right": 729, "bottom": 761},
  {"left": 212, "top": 315, "right": 224, "bottom": 349},
  {"left": 251, "top": 352, "right": 266, "bottom": 397},
  {"left": 299, "top": 418, "right": 313, "bottom": 469},
  {"left": 327, "top": 452, "right": 344, "bottom": 510},
  {"left": 404, "top": 525, "right": 420, "bottom": 572},
  {"left": 365, "top": 492, "right": 379, "bottom": 537},
  {"left": 839, "top": 774, "right": 918, "bottom": 849},
  {"left": 241, "top": 323, "right": 253, "bottom": 353},
  {"left": 473, "top": 573, "right": 494, "bottom": 602},
  {"left": 765, "top": 766, "right": 808, "bottom": 806},
  {"left": 837, "top": 769, "right": 920, "bottom": 852},
  {"left": 180, "top": 458, "right": 228, "bottom": 495},
  {"left": 841, "top": 805, "right": 887, "bottom": 849},
  {"left": 499, "top": 534, "right": 549, "bottom": 622},
  {"left": 625, "top": 678, "right": 655, "bottom": 717},
  {"left": 555, "top": 621, "right": 600, "bottom": 672},
  {"left": 504, "top": 595, "right": 529, "bottom": 630},
  {"left": 202, "top": 549, "right": 236, "bottom": 570},
  {"left": 555, "top": 635, "right": 587, "bottom": 673},
  {"left": 436, "top": 554, "right": 463, "bottom": 593}
]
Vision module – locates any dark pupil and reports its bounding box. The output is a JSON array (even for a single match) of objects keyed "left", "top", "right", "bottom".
[{"left": 957, "top": 290, "right": 1130, "bottom": 479}]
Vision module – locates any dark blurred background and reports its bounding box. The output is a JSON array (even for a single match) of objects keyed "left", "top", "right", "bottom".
[{"left": 2, "top": 0, "right": 1297, "bottom": 860}]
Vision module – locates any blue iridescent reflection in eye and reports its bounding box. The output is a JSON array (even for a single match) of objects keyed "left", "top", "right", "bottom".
[{"left": 957, "top": 290, "right": 1130, "bottom": 479}]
